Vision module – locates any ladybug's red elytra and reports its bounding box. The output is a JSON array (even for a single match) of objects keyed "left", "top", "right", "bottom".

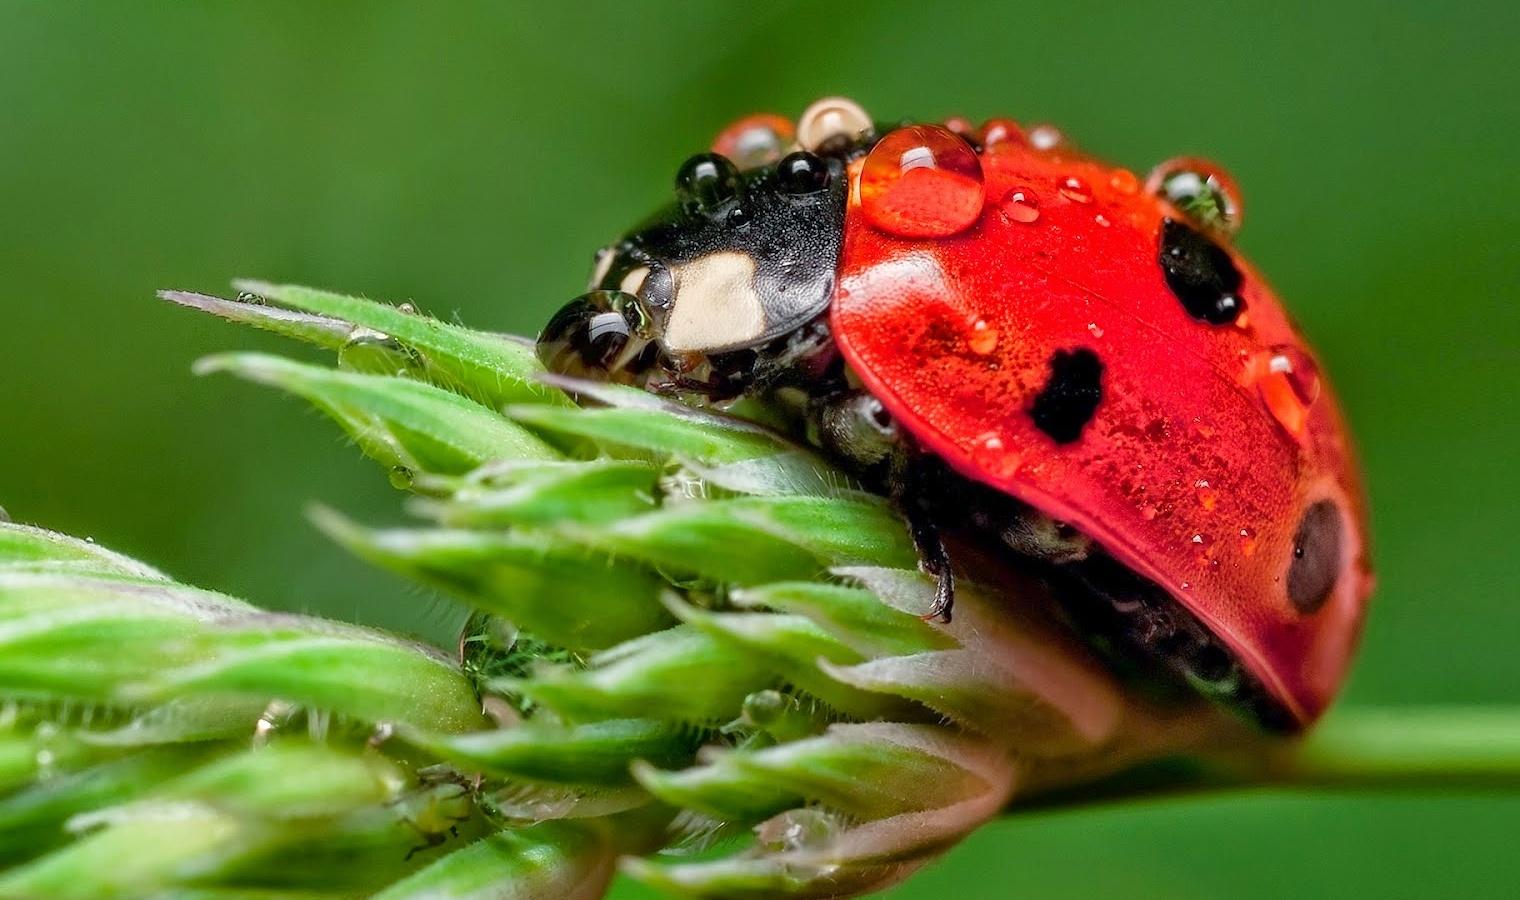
[{"left": 537, "top": 96, "right": 1373, "bottom": 731}]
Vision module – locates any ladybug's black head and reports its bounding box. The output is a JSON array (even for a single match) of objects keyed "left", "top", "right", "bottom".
[{"left": 537, "top": 99, "right": 874, "bottom": 393}]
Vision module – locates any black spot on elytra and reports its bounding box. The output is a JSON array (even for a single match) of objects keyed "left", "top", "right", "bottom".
[
  {"left": 1030, "top": 348, "right": 1103, "bottom": 443},
  {"left": 1287, "top": 500, "right": 1343, "bottom": 614},
  {"left": 1159, "top": 218, "right": 1246, "bottom": 325}
]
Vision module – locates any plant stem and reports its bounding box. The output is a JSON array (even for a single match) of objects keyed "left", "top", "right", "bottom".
[
  {"left": 1272, "top": 706, "right": 1520, "bottom": 789},
  {"left": 1014, "top": 707, "right": 1520, "bottom": 816}
]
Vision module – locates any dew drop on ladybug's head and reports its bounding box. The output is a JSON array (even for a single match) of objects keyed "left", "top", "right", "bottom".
[
  {"left": 675, "top": 152, "right": 742, "bottom": 214},
  {"left": 796, "top": 95, "right": 874, "bottom": 154},
  {"left": 535, "top": 289, "right": 660, "bottom": 383},
  {"left": 711, "top": 113, "right": 796, "bottom": 170}
]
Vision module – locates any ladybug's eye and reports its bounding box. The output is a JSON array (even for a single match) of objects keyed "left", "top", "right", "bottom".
[
  {"left": 675, "top": 153, "right": 741, "bottom": 214},
  {"left": 1287, "top": 500, "right": 1343, "bottom": 614},
  {"left": 536, "top": 290, "right": 660, "bottom": 383}
]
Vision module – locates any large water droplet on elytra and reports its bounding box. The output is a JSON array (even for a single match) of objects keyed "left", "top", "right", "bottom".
[
  {"left": 1147, "top": 157, "right": 1244, "bottom": 236},
  {"left": 1251, "top": 345, "right": 1321, "bottom": 436},
  {"left": 710, "top": 113, "right": 795, "bottom": 169},
  {"left": 859, "top": 125, "right": 985, "bottom": 238},
  {"left": 998, "top": 187, "right": 1041, "bottom": 224}
]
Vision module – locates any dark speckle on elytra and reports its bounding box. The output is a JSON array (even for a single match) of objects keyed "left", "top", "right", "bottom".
[
  {"left": 1030, "top": 347, "right": 1104, "bottom": 443},
  {"left": 1159, "top": 218, "right": 1245, "bottom": 325}
]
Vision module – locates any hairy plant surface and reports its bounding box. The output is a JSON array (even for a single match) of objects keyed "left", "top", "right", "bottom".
[{"left": 0, "top": 285, "right": 1514, "bottom": 899}]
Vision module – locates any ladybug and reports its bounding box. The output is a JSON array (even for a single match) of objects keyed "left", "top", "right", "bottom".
[{"left": 537, "top": 97, "right": 1373, "bottom": 731}]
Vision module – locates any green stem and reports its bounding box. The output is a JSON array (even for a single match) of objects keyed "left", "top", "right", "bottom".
[
  {"left": 1273, "top": 706, "right": 1520, "bottom": 789},
  {"left": 1013, "top": 707, "right": 1520, "bottom": 815}
]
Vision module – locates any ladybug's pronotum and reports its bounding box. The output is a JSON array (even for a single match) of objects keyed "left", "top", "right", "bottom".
[{"left": 537, "top": 97, "right": 1373, "bottom": 731}]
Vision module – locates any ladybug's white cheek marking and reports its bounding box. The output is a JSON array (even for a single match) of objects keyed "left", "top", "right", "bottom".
[{"left": 663, "top": 251, "right": 765, "bottom": 353}]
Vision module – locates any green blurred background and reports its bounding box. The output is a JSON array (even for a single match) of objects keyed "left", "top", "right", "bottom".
[{"left": 2, "top": 2, "right": 1516, "bottom": 896}]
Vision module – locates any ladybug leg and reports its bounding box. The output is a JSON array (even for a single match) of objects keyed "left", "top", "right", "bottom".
[{"left": 895, "top": 454, "right": 956, "bottom": 623}]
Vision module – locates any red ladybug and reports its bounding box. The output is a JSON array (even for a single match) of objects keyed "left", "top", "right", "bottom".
[{"left": 538, "top": 97, "right": 1373, "bottom": 731}]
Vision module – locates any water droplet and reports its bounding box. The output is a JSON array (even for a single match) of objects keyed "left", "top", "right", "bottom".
[
  {"left": 859, "top": 125, "right": 986, "bottom": 237},
  {"left": 1094, "top": 213, "right": 1111, "bottom": 227},
  {"left": 998, "top": 187, "right": 1041, "bottom": 224},
  {"left": 797, "top": 96, "right": 872, "bottom": 152},
  {"left": 1190, "top": 532, "right": 1207, "bottom": 545},
  {"left": 675, "top": 152, "right": 741, "bottom": 214},
  {"left": 1140, "top": 504, "right": 1159, "bottom": 520},
  {"left": 774, "top": 151, "right": 830, "bottom": 195},
  {"left": 710, "top": 113, "right": 795, "bottom": 169},
  {"left": 1028, "top": 124, "right": 1066, "bottom": 151},
  {"left": 389, "top": 466, "right": 415, "bottom": 490},
  {"left": 1059, "top": 176, "right": 1093, "bottom": 204},
  {"left": 1251, "top": 345, "right": 1322, "bottom": 436},
  {"left": 1238, "top": 526, "right": 1258, "bottom": 557},
  {"left": 1179, "top": 580, "right": 1192, "bottom": 591},
  {"left": 1147, "top": 156, "right": 1243, "bottom": 236},
  {"left": 340, "top": 326, "right": 420, "bottom": 375},
  {"left": 942, "top": 116, "right": 976, "bottom": 141},
  {"left": 1087, "top": 322, "right": 1104, "bottom": 338},
  {"left": 536, "top": 290, "right": 657, "bottom": 384},
  {"left": 1109, "top": 168, "right": 1140, "bottom": 195},
  {"left": 1194, "top": 479, "right": 1218, "bottom": 511},
  {"left": 396, "top": 302, "right": 417, "bottom": 315},
  {"left": 235, "top": 290, "right": 267, "bottom": 305},
  {"left": 967, "top": 318, "right": 999, "bottom": 354},
  {"left": 977, "top": 117, "right": 1026, "bottom": 150},
  {"left": 978, "top": 431, "right": 1005, "bottom": 452},
  {"left": 757, "top": 808, "right": 843, "bottom": 853}
]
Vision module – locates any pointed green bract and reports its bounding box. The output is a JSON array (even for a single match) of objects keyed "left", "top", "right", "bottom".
[
  {"left": 311, "top": 509, "right": 672, "bottom": 652},
  {"left": 159, "top": 290, "right": 353, "bottom": 350},
  {"left": 232, "top": 280, "right": 565, "bottom": 409},
  {"left": 196, "top": 353, "right": 557, "bottom": 475},
  {"left": 0, "top": 523, "right": 171, "bottom": 581},
  {"left": 375, "top": 822, "right": 620, "bottom": 900},
  {"left": 406, "top": 718, "right": 694, "bottom": 787}
]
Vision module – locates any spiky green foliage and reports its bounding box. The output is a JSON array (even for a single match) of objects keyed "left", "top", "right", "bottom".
[{"left": 2, "top": 284, "right": 1516, "bottom": 899}]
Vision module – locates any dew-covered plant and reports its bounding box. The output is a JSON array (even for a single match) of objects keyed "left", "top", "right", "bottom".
[{"left": 0, "top": 284, "right": 1515, "bottom": 899}]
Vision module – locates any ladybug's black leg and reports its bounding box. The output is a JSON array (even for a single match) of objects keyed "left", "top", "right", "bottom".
[{"left": 895, "top": 454, "right": 956, "bottom": 624}]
